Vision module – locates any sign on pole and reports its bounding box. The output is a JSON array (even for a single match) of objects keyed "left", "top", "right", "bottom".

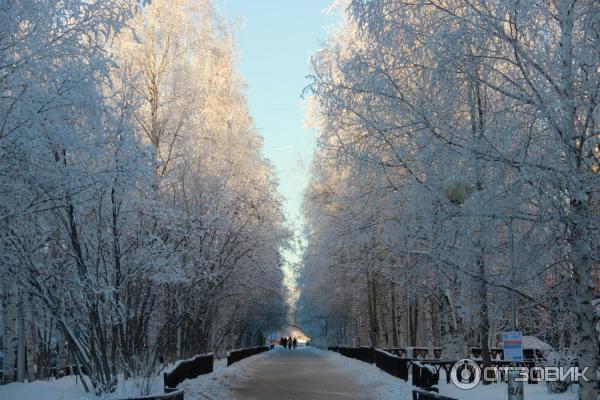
[{"left": 503, "top": 331, "right": 523, "bottom": 362}]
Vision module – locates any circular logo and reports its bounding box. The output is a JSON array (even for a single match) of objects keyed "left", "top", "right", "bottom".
[{"left": 450, "top": 359, "right": 481, "bottom": 389}]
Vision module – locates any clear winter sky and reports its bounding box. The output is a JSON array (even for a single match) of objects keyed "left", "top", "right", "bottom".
[
  {"left": 216, "top": 1, "right": 337, "bottom": 298},
  {"left": 216, "top": 0, "right": 335, "bottom": 229}
]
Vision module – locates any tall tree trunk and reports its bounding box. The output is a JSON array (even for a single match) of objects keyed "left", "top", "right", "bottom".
[
  {"left": 425, "top": 297, "right": 434, "bottom": 352},
  {"left": 441, "top": 290, "right": 466, "bottom": 358},
  {"left": 390, "top": 283, "right": 399, "bottom": 347},
  {"left": 371, "top": 277, "right": 379, "bottom": 347},
  {"left": 572, "top": 206, "right": 597, "bottom": 400},
  {"left": 366, "top": 272, "right": 379, "bottom": 348},
  {"left": 478, "top": 251, "right": 492, "bottom": 381},
  {"left": 558, "top": 1, "right": 598, "bottom": 398}
]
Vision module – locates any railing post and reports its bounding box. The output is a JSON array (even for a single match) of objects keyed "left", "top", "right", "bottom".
[{"left": 508, "top": 370, "right": 524, "bottom": 400}]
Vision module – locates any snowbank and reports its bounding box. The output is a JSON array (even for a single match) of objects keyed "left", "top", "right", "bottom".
[
  {"left": 0, "top": 375, "right": 91, "bottom": 400},
  {"left": 0, "top": 365, "right": 166, "bottom": 400},
  {"left": 321, "top": 347, "right": 579, "bottom": 400},
  {"left": 438, "top": 375, "right": 579, "bottom": 400},
  {"left": 179, "top": 348, "right": 274, "bottom": 400},
  {"left": 0, "top": 348, "right": 582, "bottom": 400},
  {"left": 319, "top": 347, "right": 414, "bottom": 399}
]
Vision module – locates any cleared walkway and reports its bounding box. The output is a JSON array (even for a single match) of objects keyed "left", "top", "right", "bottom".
[{"left": 231, "top": 347, "right": 374, "bottom": 400}]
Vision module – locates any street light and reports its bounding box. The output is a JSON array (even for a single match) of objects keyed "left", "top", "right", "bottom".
[{"left": 444, "top": 178, "right": 473, "bottom": 205}]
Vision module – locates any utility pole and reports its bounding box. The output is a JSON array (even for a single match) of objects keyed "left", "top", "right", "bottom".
[
  {"left": 405, "top": 266, "right": 411, "bottom": 347},
  {"left": 508, "top": 218, "right": 517, "bottom": 331},
  {"left": 507, "top": 218, "right": 523, "bottom": 400},
  {"left": 16, "top": 297, "right": 25, "bottom": 382}
]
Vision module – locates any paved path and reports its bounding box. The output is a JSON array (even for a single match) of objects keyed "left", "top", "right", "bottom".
[{"left": 231, "top": 347, "right": 374, "bottom": 400}]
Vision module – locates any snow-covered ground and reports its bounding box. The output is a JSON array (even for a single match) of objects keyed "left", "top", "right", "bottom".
[
  {"left": 0, "top": 347, "right": 583, "bottom": 400},
  {"left": 321, "top": 348, "right": 579, "bottom": 400},
  {"left": 0, "top": 373, "right": 166, "bottom": 400},
  {"left": 174, "top": 346, "right": 404, "bottom": 400},
  {"left": 179, "top": 349, "right": 273, "bottom": 400},
  {"left": 0, "top": 375, "right": 91, "bottom": 400},
  {"left": 320, "top": 347, "right": 414, "bottom": 399},
  {"left": 178, "top": 347, "right": 582, "bottom": 400},
  {"left": 0, "top": 353, "right": 267, "bottom": 400},
  {"left": 0, "top": 363, "right": 173, "bottom": 400},
  {"left": 438, "top": 378, "right": 579, "bottom": 400}
]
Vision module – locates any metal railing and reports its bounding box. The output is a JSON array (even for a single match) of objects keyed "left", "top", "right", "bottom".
[
  {"left": 412, "top": 360, "right": 439, "bottom": 389},
  {"left": 412, "top": 388, "right": 458, "bottom": 400},
  {"left": 330, "top": 346, "right": 440, "bottom": 390},
  {"left": 382, "top": 347, "right": 443, "bottom": 359},
  {"left": 227, "top": 345, "right": 270, "bottom": 366},
  {"left": 116, "top": 388, "right": 185, "bottom": 400},
  {"left": 374, "top": 349, "right": 408, "bottom": 380},
  {"left": 163, "top": 353, "right": 214, "bottom": 391}
]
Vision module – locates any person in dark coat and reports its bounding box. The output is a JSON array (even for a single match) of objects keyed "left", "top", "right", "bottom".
[
  {"left": 293, "top": 338, "right": 298, "bottom": 349},
  {"left": 281, "top": 337, "right": 287, "bottom": 349},
  {"left": 287, "top": 337, "right": 292, "bottom": 350}
]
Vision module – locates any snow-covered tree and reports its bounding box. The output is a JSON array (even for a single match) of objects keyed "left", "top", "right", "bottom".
[
  {"left": 0, "top": 0, "right": 289, "bottom": 395},
  {"left": 299, "top": 2, "right": 598, "bottom": 398}
]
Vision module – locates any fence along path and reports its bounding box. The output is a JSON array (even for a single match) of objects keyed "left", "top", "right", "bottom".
[{"left": 119, "top": 346, "right": 267, "bottom": 400}]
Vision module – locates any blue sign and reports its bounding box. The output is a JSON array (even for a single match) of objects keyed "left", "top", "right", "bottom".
[{"left": 503, "top": 331, "right": 523, "bottom": 362}]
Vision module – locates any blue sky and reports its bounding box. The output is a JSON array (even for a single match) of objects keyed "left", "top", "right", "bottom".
[{"left": 216, "top": 0, "right": 336, "bottom": 231}]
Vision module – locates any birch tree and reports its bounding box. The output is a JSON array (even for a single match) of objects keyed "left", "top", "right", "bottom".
[{"left": 300, "top": 2, "right": 598, "bottom": 398}]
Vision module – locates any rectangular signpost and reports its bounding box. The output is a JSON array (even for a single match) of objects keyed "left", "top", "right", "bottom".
[
  {"left": 504, "top": 331, "right": 524, "bottom": 400},
  {"left": 503, "top": 331, "right": 524, "bottom": 362}
]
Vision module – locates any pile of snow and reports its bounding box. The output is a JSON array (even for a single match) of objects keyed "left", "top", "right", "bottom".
[
  {"left": 0, "top": 373, "right": 166, "bottom": 400},
  {"left": 0, "top": 351, "right": 265, "bottom": 400},
  {"left": 0, "top": 347, "right": 583, "bottom": 400},
  {"left": 0, "top": 376, "right": 91, "bottom": 400},
  {"left": 322, "top": 347, "right": 579, "bottom": 400},
  {"left": 438, "top": 375, "right": 579, "bottom": 400},
  {"left": 319, "top": 347, "right": 414, "bottom": 399},
  {"left": 179, "top": 349, "right": 274, "bottom": 400}
]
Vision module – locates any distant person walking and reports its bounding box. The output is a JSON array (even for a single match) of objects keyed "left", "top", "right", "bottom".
[
  {"left": 293, "top": 338, "right": 297, "bottom": 349},
  {"left": 281, "top": 337, "right": 287, "bottom": 349},
  {"left": 287, "top": 337, "right": 292, "bottom": 350}
]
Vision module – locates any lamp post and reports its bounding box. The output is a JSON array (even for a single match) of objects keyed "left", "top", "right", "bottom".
[
  {"left": 507, "top": 217, "right": 523, "bottom": 400},
  {"left": 444, "top": 179, "right": 473, "bottom": 205},
  {"left": 508, "top": 217, "right": 517, "bottom": 331}
]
